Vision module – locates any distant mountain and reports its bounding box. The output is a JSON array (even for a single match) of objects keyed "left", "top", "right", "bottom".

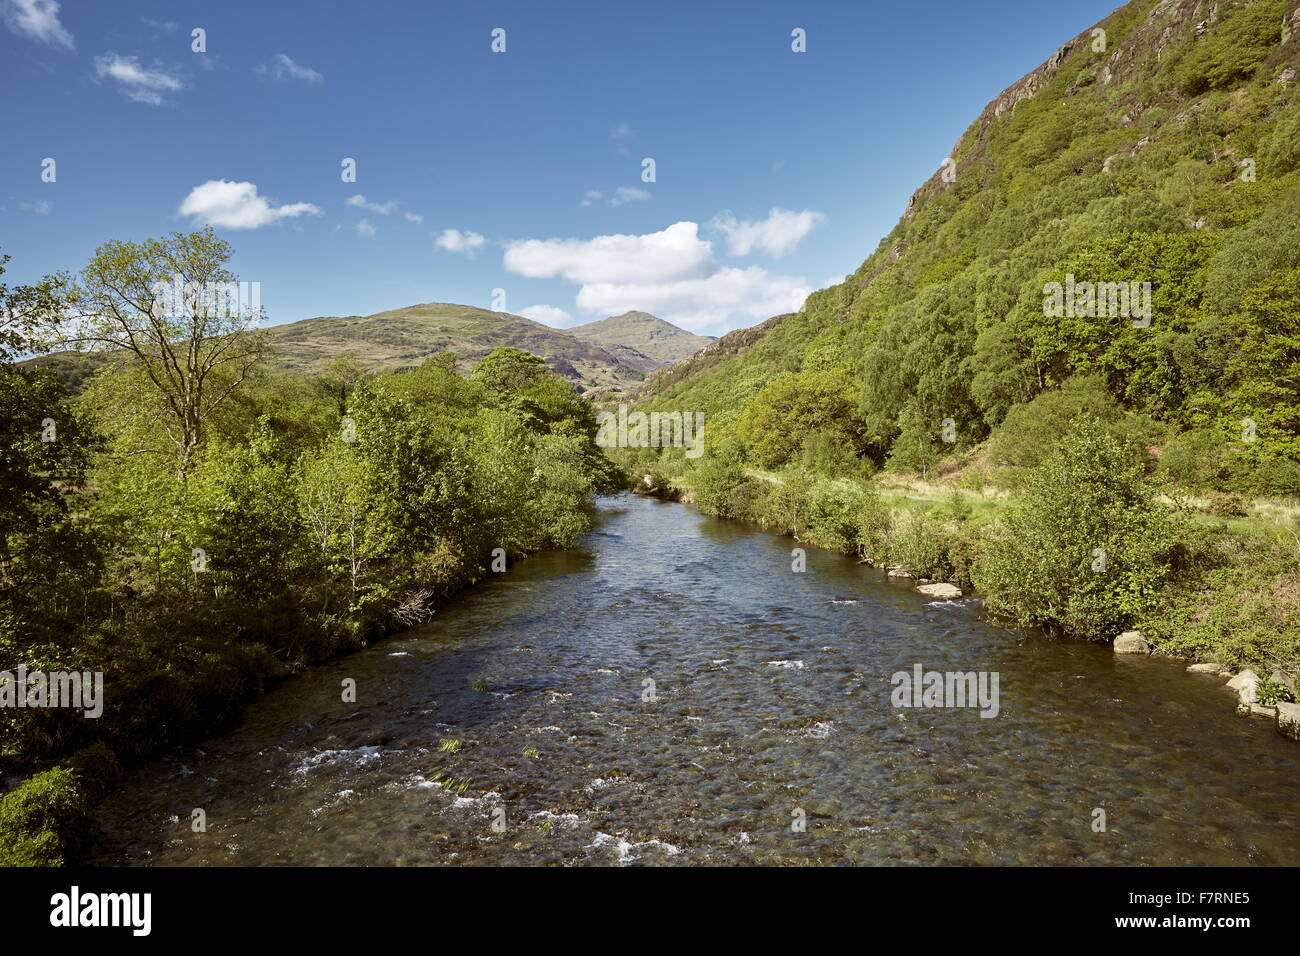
[
  {"left": 25, "top": 303, "right": 714, "bottom": 394},
  {"left": 264, "top": 302, "right": 645, "bottom": 391},
  {"left": 565, "top": 311, "right": 715, "bottom": 373}
]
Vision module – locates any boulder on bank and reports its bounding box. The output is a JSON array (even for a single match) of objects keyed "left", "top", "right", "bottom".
[
  {"left": 886, "top": 567, "right": 913, "bottom": 579},
  {"left": 917, "top": 582, "right": 962, "bottom": 599},
  {"left": 1226, "top": 669, "right": 1259, "bottom": 705},
  {"left": 1276, "top": 702, "right": 1300, "bottom": 741},
  {"left": 1187, "top": 662, "right": 1233, "bottom": 676},
  {"left": 1113, "top": 631, "right": 1150, "bottom": 655}
]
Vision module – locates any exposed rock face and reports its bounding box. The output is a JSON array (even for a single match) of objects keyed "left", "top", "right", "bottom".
[
  {"left": 1277, "top": 702, "right": 1300, "bottom": 741},
  {"left": 917, "top": 583, "right": 962, "bottom": 599},
  {"left": 1113, "top": 631, "right": 1151, "bottom": 655}
]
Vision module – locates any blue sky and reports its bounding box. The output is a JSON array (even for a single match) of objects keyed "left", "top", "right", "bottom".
[{"left": 1, "top": 0, "right": 1123, "bottom": 336}]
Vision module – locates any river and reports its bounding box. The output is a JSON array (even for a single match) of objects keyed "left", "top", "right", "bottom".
[{"left": 90, "top": 494, "right": 1300, "bottom": 865}]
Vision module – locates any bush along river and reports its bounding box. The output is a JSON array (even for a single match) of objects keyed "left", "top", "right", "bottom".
[{"left": 91, "top": 494, "right": 1300, "bottom": 865}]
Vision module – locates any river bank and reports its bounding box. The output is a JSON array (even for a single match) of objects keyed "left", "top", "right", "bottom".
[
  {"left": 86, "top": 495, "right": 1300, "bottom": 865},
  {"left": 0, "top": 544, "right": 533, "bottom": 866},
  {"left": 634, "top": 462, "right": 1300, "bottom": 730}
]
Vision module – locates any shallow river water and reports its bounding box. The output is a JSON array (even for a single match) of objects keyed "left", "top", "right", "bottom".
[{"left": 91, "top": 494, "right": 1300, "bottom": 865}]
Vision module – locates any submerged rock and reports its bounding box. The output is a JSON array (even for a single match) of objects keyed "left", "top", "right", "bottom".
[
  {"left": 916, "top": 582, "right": 962, "bottom": 599},
  {"left": 1113, "top": 631, "right": 1150, "bottom": 655}
]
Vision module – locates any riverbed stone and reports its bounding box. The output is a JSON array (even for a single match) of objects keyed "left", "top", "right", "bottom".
[
  {"left": 1250, "top": 703, "right": 1279, "bottom": 720},
  {"left": 1227, "top": 669, "right": 1259, "bottom": 704},
  {"left": 917, "top": 582, "right": 962, "bottom": 599},
  {"left": 1277, "top": 703, "right": 1300, "bottom": 741},
  {"left": 1113, "top": 631, "right": 1150, "bottom": 655},
  {"left": 1188, "top": 662, "right": 1233, "bottom": 676},
  {"left": 886, "top": 567, "right": 913, "bottom": 579}
]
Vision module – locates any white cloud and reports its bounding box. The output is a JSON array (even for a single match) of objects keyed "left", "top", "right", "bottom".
[
  {"left": 255, "top": 53, "right": 322, "bottom": 83},
  {"left": 434, "top": 228, "right": 486, "bottom": 256},
  {"left": 93, "top": 54, "right": 182, "bottom": 106},
  {"left": 178, "top": 180, "right": 322, "bottom": 229},
  {"left": 610, "top": 186, "right": 651, "bottom": 207},
  {"left": 404, "top": 212, "right": 424, "bottom": 223},
  {"left": 822, "top": 273, "right": 847, "bottom": 288},
  {"left": 519, "top": 304, "right": 572, "bottom": 326},
  {"left": 504, "top": 221, "right": 713, "bottom": 285},
  {"left": 579, "top": 190, "right": 603, "bottom": 208},
  {"left": 19, "top": 200, "right": 51, "bottom": 214},
  {"left": 709, "top": 207, "right": 825, "bottom": 257},
  {"left": 503, "top": 221, "right": 810, "bottom": 332},
  {"left": 356, "top": 219, "right": 376, "bottom": 238},
  {"left": 346, "top": 194, "right": 398, "bottom": 215},
  {"left": 140, "top": 16, "right": 178, "bottom": 32},
  {"left": 2, "top": 0, "right": 73, "bottom": 49},
  {"left": 576, "top": 266, "right": 810, "bottom": 332}
]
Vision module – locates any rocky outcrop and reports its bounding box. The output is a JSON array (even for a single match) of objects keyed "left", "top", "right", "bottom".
[{"left": 1113, "top": 630, "right": 1151, "bottom": 655}]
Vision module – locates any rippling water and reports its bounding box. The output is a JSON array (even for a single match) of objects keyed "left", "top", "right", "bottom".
[{"left": 91, "top": 494, "right": 1300, "bottom": 865}]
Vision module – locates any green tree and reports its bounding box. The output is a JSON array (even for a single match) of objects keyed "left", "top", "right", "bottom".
[
  {"left": 976, "top": 416, "right": 1179, "bottom": 640},
  {"left": 740, "top": 369, "right": 859, "bottom": 469},
  {"left": 69, "top": 228, "right": 267, "bottom": 480}
]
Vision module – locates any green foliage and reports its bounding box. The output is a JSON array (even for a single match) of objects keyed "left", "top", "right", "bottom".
[
  {"left": 976, "top": 417, "right": 1181, "bottom": 639},
  {"left": 0, "top": 743, "right": 119, "bottom": 866},
  {"left": 1169, "top": 0, "right": 1285, "bottom": 95},
  {"left": 1256, "top": 676, "right": 1294, "bottom": 706},
  {"left": 740, "top": 369, "right": 860, "bottom": 469}
]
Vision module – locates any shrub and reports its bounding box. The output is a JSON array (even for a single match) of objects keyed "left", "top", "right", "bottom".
[
  {"left": 1256, "top": 676, "right": 1294, "bottom": 706},
  {"left": 976, "top": 416, "right": 1181, "bottom": 639},
  {"left": 1206, "top": 491, "right": 1249, "bottom": 517},
  {"left": 886, "top": 509, "right": 956, "bottom": 581},
  {"left": 0, "top": 743, "right": 119, "bottom": 867}
]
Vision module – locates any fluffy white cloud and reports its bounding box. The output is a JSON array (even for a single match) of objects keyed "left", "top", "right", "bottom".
[
  {"left": 93, "top": 54, "right": 182, "bottom": 106},
  {"left": 503, "top": 221, "right": 810, "bottom": 332},
  {"left": 435, "top": 228, "right": 486, "bottom": 256},
  {"left": 356, "top": 219, "right": 376, "bottom": 238},
  {"left": 2, "top": 0, "right": 73, "bottom": 49},
  {"left": 710, "top": 207, "right": 825, "bottom": 257},
  {"left": 575, "top": 266, "right": 810, "bottom": 332},
  {"left": 579, "top": 190, "right": 603, "bottom": 208},
  {"left": 346, "top": 194, "right": 398, "bottom": 215},
  {"left": 504, "top": 221, "right": 713, "bottom": 285},
  {"left": 178, "top": 180, "right": 322, "bottom": 229},
  {"left": 404, "top": 212, "right": 424, "bottom": 223},
  {"left": 610, "top": 186, "right": 651, "bottom": 207},
  {"left": 255, "top": 53, "right": 322, "bottom": 83},
  {"left": 518, "top": 304, "right": 572, "bottom": 326}
]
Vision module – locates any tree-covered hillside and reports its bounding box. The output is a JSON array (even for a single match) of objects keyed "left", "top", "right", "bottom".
[{"left": 635, "top": 0, "right": 1300, "bottom": 496}]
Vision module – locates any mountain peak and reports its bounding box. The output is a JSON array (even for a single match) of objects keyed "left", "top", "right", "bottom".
[{"left": 566, "top": 312, "right": 716, "bottom": 373}]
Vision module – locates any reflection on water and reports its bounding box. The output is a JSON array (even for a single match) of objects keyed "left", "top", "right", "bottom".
[{"left": 91, "top": 494, "right": 1300, "bottom": 865}]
